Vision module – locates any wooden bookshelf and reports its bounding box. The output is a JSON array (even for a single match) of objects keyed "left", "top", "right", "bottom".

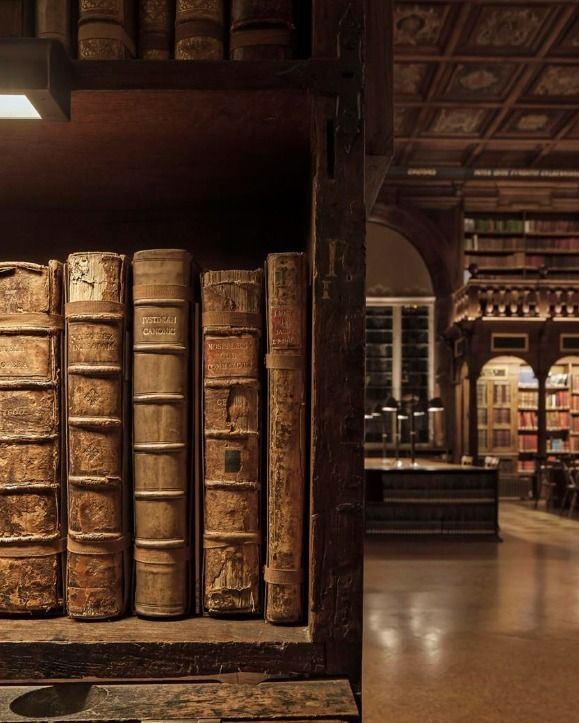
[
  {"left": 464, "top": 212, "right": 579, "bottom": 277},
  {"left": 0, "top": 1, "right": 389, "bottom": 718}
]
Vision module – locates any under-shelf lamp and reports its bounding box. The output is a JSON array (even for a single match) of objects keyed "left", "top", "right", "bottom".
[
  {"left": 381, "top": 396, "right": 399, "bottom": 412},
  {"left": 428, "top": 397, "right": 444, "bottom": 413},
  {"left": 0, "top": 39, "right": 70, "bottom": 121}
]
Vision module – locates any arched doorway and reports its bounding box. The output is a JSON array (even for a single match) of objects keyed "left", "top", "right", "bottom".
[{"left": 365, "top": 222, "right": 438, "bottom": 456}]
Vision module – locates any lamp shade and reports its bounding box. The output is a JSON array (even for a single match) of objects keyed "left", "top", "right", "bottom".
[
  {"left": 428, "top": 397, "right": 444, "bottom": 412},
  {"left": 381, "top": 396, "right": 399, "bottom": 412},
  {"left": 0, "top": 39, "right": 70, "bottom": 121}
]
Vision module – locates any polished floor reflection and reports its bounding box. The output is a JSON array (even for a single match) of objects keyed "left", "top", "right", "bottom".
[{"left": 363, "top": 503, "right": 579, "bottom": 722}]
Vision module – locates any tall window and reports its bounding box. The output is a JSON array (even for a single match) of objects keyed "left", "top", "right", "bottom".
[{"left": 365, "top": 298, "right": 435, "bottom": 446}]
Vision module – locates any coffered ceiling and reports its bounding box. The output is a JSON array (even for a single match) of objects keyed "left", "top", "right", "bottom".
[{"left": 392, "top": 1, "right": 579, "bottom": 171}]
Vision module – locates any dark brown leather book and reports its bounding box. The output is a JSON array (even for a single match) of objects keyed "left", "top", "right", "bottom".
[
  {"left": 0, "top": 261, "right": 64, "bottom": 614},
  {"left": 175, "top": 0, "right": 224, "bottom": 60},
  {"left": 229, "top": 0, "right": 294, "bottom": 60},
  {"left": 202, "top": 269, "right": 262, "bottom": 615},
  {"left": 133, "top": 249, "right": 192, "bottom": 617},
  {"left": 139, "top": 0, "right": 173, "bottom": 59},
  {"left": 265, "top": 253, "right": 307, "bottom": 623},
  {"left": 36, "top": 0, "right": 72, "bottom": 53},
  {"left": 0, "top": 0, "right": 33, "bottom": 36},
  {"left": 65, "top": 252, "right": 129, "bottom": 619},
  {"left": 78, "top": 0, "right": 136, "bottom": 59}
]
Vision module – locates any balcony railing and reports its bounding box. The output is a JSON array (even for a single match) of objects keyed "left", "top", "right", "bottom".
[{"left": 454, "top": 278, "right": 579, "bottom": 321}]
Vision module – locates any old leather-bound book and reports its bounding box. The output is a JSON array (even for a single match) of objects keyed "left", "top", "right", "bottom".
[
  {"left": 36, "top": 0, "right": 72, "bottom": 53},
  {"left": 265, "top": 253, "right": 307, "bottom": 623},
  {"left": 202, "top": 269, "right": 262, "bottom": 615},
  {"left": 133, "top": 249, "right": 192, "bottom": 617},
  {"left": 230, "top": 0, "right": 294, "bottom": 60},
  {"left": 65, "top": 252, "right": 129, "bottom": 619},
  {"left": 139, "top": 0, "right": 172, "bottom": 59},
  {"left": 0, "top": 261, "right": 64, "bottom": 614},
  {"left": 78, "top": 0, "right": 136, "bottom": 59},
  {"left": 0, "top": 0, "right": 33, "bottom": 36},
  {"left": 175, "top": 0, "right": 224, "bottom": 60}
]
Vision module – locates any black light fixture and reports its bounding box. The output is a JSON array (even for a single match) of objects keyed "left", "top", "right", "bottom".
[
  {"left": 0, "top": 39, "right": 71, "bottom": 121},
  {"left": 428, "top": 397, "right": 444, "bottom": 413},
  {"left": 381, "top": 396, "right": 399, "bottom": 412}
]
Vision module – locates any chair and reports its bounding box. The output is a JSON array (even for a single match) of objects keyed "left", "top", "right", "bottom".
[
  {"left": 560, "top": 462, "right": 579, "bottom": 518},
  {"left": 535, "top": 464, "right": 557, "bottom": 511}
]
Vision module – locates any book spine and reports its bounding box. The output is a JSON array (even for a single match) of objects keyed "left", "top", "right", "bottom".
[
  {"left": 65, "top": 252, "right": 128, "bottom": 619},
  {"left": 202, "top": 269, "right": 262, "bottom": 615},
  {"left": 78, "top": 0, "right": 136, "bottom": 59},
  {"left": 0, "top": 261, "right": 64, "bottom": 614},
  {"left": 0, "top": 0, "right": 34, "bottom": 36},
  {"left": 229, "top": 0, "right": 294, "bottom": 60},
  {"left": 132, "top": 249, "right": 192, "bottom": 617},
  {"left": 139, "top": 0, "right": 173, "bottom": 58},
  {"left": 36, "top": 0, "right": 72, "bottom": 52},
  {"left": 265, "top": 253, "right": 307, "bottom": 624},
  {"left": 175, "top": 0, "right": 224, "bottom": 60}
]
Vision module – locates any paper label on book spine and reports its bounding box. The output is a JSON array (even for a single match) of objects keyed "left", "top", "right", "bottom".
[
  {"left": 204, "top": 335, "right": 258, "bottom": 378},
  {"left": 134, "top": 306, "right": 186, "bottom": 345},
  {"left": 271, "top": 306, "right": 301, "bottom": 348},
  {"left": 68, "top": 323, "right": 122, "bottom": 364},
  {"left": 0, "top": 336, "right": 51, "bottom": 378}
]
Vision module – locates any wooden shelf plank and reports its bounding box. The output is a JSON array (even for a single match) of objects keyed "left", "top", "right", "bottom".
[
  {"left": 0, "top": 680, "right": 358, "bottom": 722},
  {"left": 0, "top": 618, "right": 323, "bottom": 681},
  {"left": 70, "top": 59, "right": 340, "bottom": 93}
]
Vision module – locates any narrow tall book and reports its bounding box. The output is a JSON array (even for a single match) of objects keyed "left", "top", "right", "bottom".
[
  {"left": 139, "top": 0, "right": 172, "bottom": 59},
  {"left": 230, "top": 0, "right": 294, "bottom": 60},
  {"left": 175, "top": 0, "right": 224, "bottom": 59},
  {"left": 0, "top": 0, "right": 33, "bottom": 36},
  {"left": 265, "top": 253, "right": 307, "bottom": 623},
  {"left": 133, "top": 249, "right": 192, "bottom": 617},
  {"left": 78, "top": 0, "right": 136, "bottom": 59},
  {"left": 202, "top": 269, "right": 262, "bottom": 615},
  {"left": 0, "top": 261, "right": 64, "bottom": 614},
  {"left": 65, "top": 252, "right": 129, "bottom": 619},
  {"left": 36, "top": 0, "right": 71, "bottom": 53}
]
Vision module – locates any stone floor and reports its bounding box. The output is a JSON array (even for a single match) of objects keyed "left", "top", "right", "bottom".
[{"left": 362, "top": 502, "right": 579, "bottom": 722}]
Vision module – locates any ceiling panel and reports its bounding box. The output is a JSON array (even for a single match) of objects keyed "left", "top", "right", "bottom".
[{"left": 391, "top": 1, "right": 579, "bottom": 172}]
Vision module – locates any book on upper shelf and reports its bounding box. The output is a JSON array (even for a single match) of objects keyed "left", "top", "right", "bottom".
[
  {"left": 0, "top": 261, "right": 64, "bottom": 615},
  {"left": 0, "top": 0, "right": 34, "bottom": 36},
  {"left": 175, "top": 0, "right": 224, "bottom": 59},
  {"left": 36, "top": 0, "right": 72, "bottom": 53},
  {"left": 78, "top": 0, "right": 136, "bottom": 59},
  {"left": 132, "top": 249, "right": 193, "bottom": 618},
  {"left": 202, "top": 269, "right": 263, "bottom": 616},
  {"left": 230, "top": 0, "right": 295, "bottom": 60},
  {"left": 139, "top": 0, "right": 172, "bottom": 58},
  {"left": 65, "top": 252, "right": 130, "bottom": 620}
]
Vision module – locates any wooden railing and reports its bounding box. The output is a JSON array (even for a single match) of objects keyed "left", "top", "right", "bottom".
[{"left": 454, "top": 278, "right": 579, "bottom": 321}]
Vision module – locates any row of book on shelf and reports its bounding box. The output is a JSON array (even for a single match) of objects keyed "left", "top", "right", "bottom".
[
  {"left": 0, "top": 250, "right": 307, "bottom": 624},
  {"left": 12, "top": 0, "right": 300, "bottom": 60},
  {"left": 465, "top": 237, "right": 579, "bottom": 252},
  {"left": 464, "top": 218, "right": 579, "bottom": 234},
  {"left": 465, "top": 254, "right": 579, "bottom": 270}
]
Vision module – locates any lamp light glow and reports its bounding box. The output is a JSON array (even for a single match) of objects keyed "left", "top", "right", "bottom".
[
  {"left": 382, "top": 396, "right": 399, "bottom": 412},
  {"left": 0, "top": 94, "right": 40, "bottom": 119}
]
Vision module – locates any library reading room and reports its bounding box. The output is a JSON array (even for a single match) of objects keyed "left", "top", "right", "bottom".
[{"left": 1, "top": 1, "right": 579, "bottom": 722}]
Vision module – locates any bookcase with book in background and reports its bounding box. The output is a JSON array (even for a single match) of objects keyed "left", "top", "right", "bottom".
[
  {"left": 464, "top": 213, "right": 579, "bottom": 279},
  {"left": 0, "top": 1, "right": 390, "bottom": 720}
]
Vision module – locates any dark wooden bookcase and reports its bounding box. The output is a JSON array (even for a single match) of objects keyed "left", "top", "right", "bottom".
[{"left": 0, "top": 1, "right": 388, "bottom": 720}]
